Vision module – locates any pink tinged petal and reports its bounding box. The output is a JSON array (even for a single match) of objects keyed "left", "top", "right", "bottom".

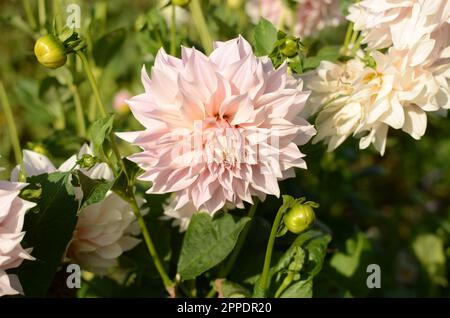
[
  {"left": 0, "top": 272, "right": 23, "bottom": 296},
  {"left": 382, "top": 96, "right": 405, "bottom": 129},
  {"left": 264, "top": 62, "right": 288, "bottom": 93},
  {"left": 22, "top": 150, "right": 57, "bottom": 177},
  {"left": 177, "top": 75, "right": 206, "bottom": 122},
  {"left": 251, "top": 168, "right": 280, "bottom": 198},
  {"left": 95, "top": 243, "right": 123, "bottom": 259},
  {"left": 126, "top": 94, "right": 168, "bottom": 130},
  {"left": 374, "top": 124, "right": 389, "bottom": 156},
  {"left": 200, "top": 187, "right": 227, "bottom": 214},
  {"left": 117, "top": 236, "right": 141, "bottom": 252},
  {"left": 150, "top": 68, "right": 179, "bottom": 106},
  {"left": 116, "top": 131, "right": 143, "bottom": 144},
  {"left": 0, "top": 191, "right": 18, "bottom": 221},
  {"left": 210, "top": 35, "right": 253, "bottom": 70},
  {"left": 183, "top": 49, "right": 218, "bottom": 99},
  {"left": 402, "top": 105, "right": 427, "bottom": 140},
  {"left": 219, "top": 94, "right": 249, "bottom": 120},
  {"left": 1, "top": 199, "right": 35, "bottom": 233},
  {"left": 141, "top": 65, "right": 152, "bottom": 93},
  {"left": 409, "top": 39, "right": 436, "bottom": 66},
  {"left": 229, "top": 95, "right": 256, "bottom": 125}
]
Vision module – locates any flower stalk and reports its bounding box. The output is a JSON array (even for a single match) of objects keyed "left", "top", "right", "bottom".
[
  {"left": 128, "top": 192, "right": 175, "bottom": 295},
  {"left": 68, "top": 83, "right": 87, "bottom": 137},
  {"left": 0, "top": 82, "right": 25, "bottom": 181},
  {"left": 253, "top": 205, "right": 285, "bottom": 297},
  {"left": 170, "top": 4, "right": 177, "bottom": 56},
  {"left": 189, "top": 0, "right": 213, "bottom": 54}
]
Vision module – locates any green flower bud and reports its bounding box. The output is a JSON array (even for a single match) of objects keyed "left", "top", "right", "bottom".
[
  {"left": 34, "top": 34, "right": 67, "bottom": 69},
  {"left": 77, "top": 154, "right": 98, "bottom": 170},
  {"left": 283, "top": 203, "right": 316, "bottom": 234},
  {"left": 171, "top": 0, "right": 191, "bottom": 7},
  {"left": 281, "top": 39, "right": 298, "bottom": 58}
]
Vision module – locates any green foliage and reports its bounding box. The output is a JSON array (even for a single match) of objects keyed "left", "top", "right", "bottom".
[
  {"left": 89, "top": 114, "right": 115, "bottom": 150},
  {"left": 16, "top": 172, "right": 78, "bottom": 297},
  {"left": 330, "top": 232, "right": 371, "bottom": 278},
  {"left": 273, "top": 230, "right": 331, "bottom": 298},
  {"left": 75, "top": 170, "right": 113, "bottom": 209},
  {"left": 177, "top": 213, "right": 250, "bottom": 280},
  {"left": 253, "top": 18, "right": 278, "bottom": 56},
  {"left": 93, "top": 28, "right": 127, "bottom": 67},
  {"left": 412, "top": 234, "right": 447, "bottom": 287}
]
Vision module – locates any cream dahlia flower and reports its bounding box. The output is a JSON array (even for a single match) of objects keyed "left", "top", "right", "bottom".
[
  {"left": 246, "top": 0, "right": 343, "bottom": 37},
  {"left": 12, "top": 146, "right": 141, "bottom": 275},
  {"left": 0, "top": 181, "right": 36, "bottom": 296},
  {"left": 347, "top": 0, "right": 450, "bottom": 66},
  {"left": 118, "top": 36, "right": 315, "bottom": 215},
  {"left": 161, "top": 196, "right": 198, "bottom": 232},
  {"left": 304, "top": 48, "right": 449, "bottom": 155}
]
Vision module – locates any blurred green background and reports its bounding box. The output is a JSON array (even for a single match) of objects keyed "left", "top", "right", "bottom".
[{"left": 0, "top": 0, "right": 449, "bottom": 297}]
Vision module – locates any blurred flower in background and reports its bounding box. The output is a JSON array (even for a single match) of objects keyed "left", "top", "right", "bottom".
[
  {"left": 246, "top": 0, "right": 343, "bottom": 37},
  {"left": 113, "top": 90, "right": 132, "bottom": 115}
]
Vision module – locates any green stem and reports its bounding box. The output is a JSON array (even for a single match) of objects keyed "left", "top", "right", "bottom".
[
  {"left": 76, "top": 51, "right": 126, "bottom": 174},
  {"left": 68, "top": 83, "right": 87, "bottom": 138},
  {"left": 21, "top": 0, "right": 37, "bottom": 30},
  {"left": 189, "top": 0, "right": 213, "bottom": 54},
  {"left": 342, "top": 22, "right": 354, "bottom": 55},
  {"left": 0, "top": 82, "right": 25, "bottom": 181},
  {"left": 170, "top": 5, "right": 177, "bottom": 56},
  {"left": 52, "top": 0, "right": 63, "bottom": 32},
  {"left": 38, "top": 0, "right": 46, "bottom": 33},
  {"left": 349, "top": 28, "right": 359, "bottom": 50},
  {"left": 128, "top": 193, "right": 174, "bottom": 295},
  {"left": 350, "top": 34, "right": 363, "bottom": 56},
  {"left": 254, "top": 205, "right": 285, "bottom": 297},
  {"left": 206, "top": 200, "right": 259, "bottom": 298},
  {"left": 76, "top": 51, "right": 107, "bottom": 117}
]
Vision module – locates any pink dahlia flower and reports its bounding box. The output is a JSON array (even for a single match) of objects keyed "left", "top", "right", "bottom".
[
  {"left": 246, "top": 0, "right": 343, "bottom": 37},
  {"left": 0, "top": 181, "right": 36, "bottom": 296},
  {"left": 118, "top": 36, "right": 315, "bottom": 214}
]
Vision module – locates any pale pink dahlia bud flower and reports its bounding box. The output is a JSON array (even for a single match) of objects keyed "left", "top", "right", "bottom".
[
  {"left": 118, "top": 36, "right": 315, "bottom": 214},
  {"left": 347, "top": 0, "right": 450, "bottom": 66},
  {"left": 0, "top": 181, "right": 36, "bottom": 296},
  {"left": 246, "top": 0, "right": 343, "bottom": 37},
  {"left": 11, "top": 145, "right": 142, "bottom": 275}
]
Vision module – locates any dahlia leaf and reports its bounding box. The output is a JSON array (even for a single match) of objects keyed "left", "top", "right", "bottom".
[
  {"left": 16, "top": 172, "right": 78, "bottom": 297},
  {"left": 177, "top": 212, "right": 250, "bottom": 280},
  {"left": 89, "top": 114, "right": 115, "bottom": 154},
  {"left": 75, "top": 170, "right": 113, "bottom": 209},
  {"left": 329, "top": 232, "right": 371, "bottom": 278},
  {"left": 254, "top": 18, "right": 278, "bottom": 56}
]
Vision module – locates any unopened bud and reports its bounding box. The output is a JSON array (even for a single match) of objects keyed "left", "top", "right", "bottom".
[
  {"left": 283, "top": 202, "right": 316, "bottom": 234},
  {"left": 34, "top": 34, "right": 67, "bottom": 69}
]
